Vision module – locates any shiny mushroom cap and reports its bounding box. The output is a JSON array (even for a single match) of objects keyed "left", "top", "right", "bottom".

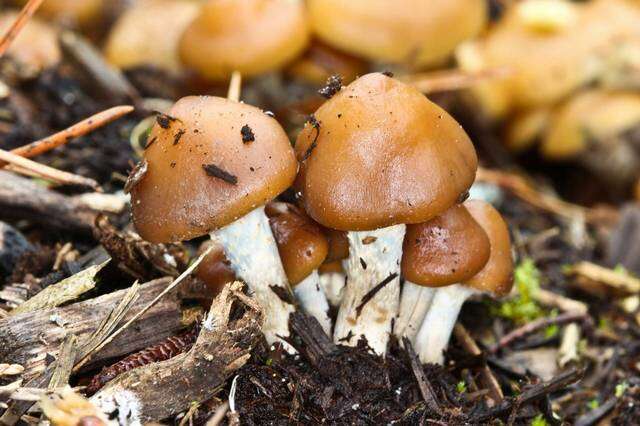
[
  {"left": 265, "top": 202, "right": 329, "bottom": 285},
  {"left": 179, "top": 0, "right": 310, "bottom": 81},
  {"left": 307, "top": 0, "right": 487, "bottom": 67},
  {"left": 286, "top": 40, "right": 368, "bottom": 85},
  {"left": 195, "top": 240, "right": 236, "bottom": 297},
  {"left": 295, "top": 72, "right": 478, "bottom": 231},
  {"left": 463, "top": 200, "right": 514, "bottom": 297},
  {"left": 324, "top": 228, "right": 349, "bottom": 263},
  {"left": 541, "top": 89, "right": 640, "bottom": 160},
  {"left": 0, "top": 11, "right": 60, "bottom": 73},
  {"left": 401, "top": 204, "right": 490, "bottom": 287},
  {"left": 130, "top": 96, "right": 298, "bottom": 243},
  {"left": 104, "top": 0, "right": 200, "bottom": 73}
]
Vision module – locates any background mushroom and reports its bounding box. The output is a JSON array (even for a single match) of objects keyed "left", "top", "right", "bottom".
[
  {"left": 307, "top": 0, "right": 487, "bottom": 68},
  {"left": 179, "top": 0, "right": 310, "bottom": 81},
  {"left": 295, "top": 72, "right": 478, "bottom": 353},
  {"left": 318, "top": 229, "right": 349, "bottom": 307},
  {"left": 266, "top": 201, "right": 332, "bottom": 335},
  {"left": 194, "top": 239, "right": 236, "bottom": 302},
  {"left": 414, "top": 200, "right": 514, "bottom": 364},
  {"left": 104, "top": 0, "right": 200, "bottom": 75},
  {"left": 129, "top": 95, "right": 298, "bottom": 348},
  {"left": 395, "top": 204, "right": 490, "bottom": 342}
]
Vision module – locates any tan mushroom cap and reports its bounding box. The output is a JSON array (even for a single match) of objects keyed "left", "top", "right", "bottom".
[
  {"left": 130, "top": 96, "right": 298, "bottom": 243},
  {"left": 20, "top": 0, "right": 104, "bottom": 27},
  {"left": 104, "top": 0, "right": 200, "bottom": 73},
  {"left": 0, "top": 11, "right": 60, "bottom": 73},
  {"left": 179, "top": 0, "right": 310, "bottom": 81},
  {"left": 541, "top": 90, "right": 640, "bottom": 160},
  {"left": 463, "top": 200, "right": 514, "bottom": 297},
  {"left": 195, "top": 240, "right": 236, "bottom": 297},
  {"left": 265, "top": 202, "right": 329, "bottom": 285},
  {"left": 402, "top": 204, "right": 491, "bottom": 287},
  {"left": 307, "top": 0, "right": 487, "bottom": 67},
  {"left": 295, "top": 72, "right": 478, "bottom": 231}
]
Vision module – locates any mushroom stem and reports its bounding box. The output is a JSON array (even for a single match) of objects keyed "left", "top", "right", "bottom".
[
  {"left": 414, "top": 284, "right": 474, "bottom": 364},
  {"left": 293, "top": 270, "right": 332, "bottom": 335},
  {"left": 333, "top": 224, "right": 405, "bottom": 354},
  {"left": 319, "top": 269, "right": 346, "bottom": 307},
  {"left": 213, "top": 206, "right": 295, "bottom": 350},
  {"left": 394, "top": 282, "right": 436, "bottom": 342},
  {"left": 227, "top": 71, "right": 242, "bottom": 102}
]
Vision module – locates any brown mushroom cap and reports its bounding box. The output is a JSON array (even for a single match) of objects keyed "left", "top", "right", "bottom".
[
  {"left": 19, "top": 0, "right": 103, "bottom": 27},
  {"left": 286, "top": 40, "right": 368, "bottom": 85},
  {"left": 295, "top": 72, "right": 478, "bottom": 231},
  {"left": 318, "top": 259, "right": 344, "bottom": 274},
  {"left": 324, "top": 228, "right": 349, "bottom": 263},
  {"left": 195, "top": 240, "right": 236, "bottom": 297},
  {"left": 0, "top": 11, "right": 60, "bottom": 73},
  {"left": 104, "top": 0, "right": 200, "bottom": 73},
  {"left": 179, "top": 0, "right": 310, "bottom": 81},
  {"left": 463, "top": 200, "right": 514, "bottom": 296},
  {"left": 401, "top": 204, "right": 491, "bottom": 287},
  {"left": 130, "top": 96, "right": 298, "bottom": 243},
  {"left": 307, "top": 0, "right": 487, "bottom": 67},
  {"left": 265, "top": 202, "right": 329, "bottom": 285}
]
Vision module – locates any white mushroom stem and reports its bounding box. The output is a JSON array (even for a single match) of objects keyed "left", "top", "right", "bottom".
[
  {"left": 293, "top": 269, "right": 332, "bottom": 336},
  {"left": 214, "top": 206, "right": 295, "bottom": 350},
  {"left": 333, "top": 224, "right": 405, "bottom": 354},
  {"left": 414, "top": 284, "right": 474, "bottom": 364},
  {"left": 394, "top": 282, "right": 436, "bottom": 342},
  {"left": 319, "top": 269, "right": 346, "bottom": 307}
]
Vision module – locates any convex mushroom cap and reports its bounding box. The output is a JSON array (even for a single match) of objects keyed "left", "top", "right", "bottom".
[
  {"left": 307, "top": 0, "right": 487, "bottom": 67},
  {"left": 20, "top": 0, "right": 103, "bottom": 27},
  {"left": 179, "top": 0, "right": 310, "bottom": 81},
  {"left": 463, "top": 200, "right": 514, "bottom": 297},
  {"left": 402, "top": 204, "right": 490, "bottom": 287},
  {"left": 0, "top": 11, "right": 60, "bottom": 74},
  {"left": 104, "top": 0, "right": 200, "bottom": 73},
  {"left": 295, "top": 72, "right": 478, "bottom": 231},
  {"left": 195, "top": 240, "right": 236, "bottom": 297},
  {"left": 129, "top": 96, "right": 298, "bottom": 243},
  {"left": 265, "top": 202, "right": 329, "bottom": 285},
  {"left": 286, "top": 41, "right": 368, "bottom": 85}
]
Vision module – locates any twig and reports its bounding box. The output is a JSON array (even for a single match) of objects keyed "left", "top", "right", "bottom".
[
  {"left": 227, "top": 71, "right": 242, "bottom": 102},
  {"left": 490, "top": 311, "right": 587, "bottom": 353},
  {"left": 73, "top": 245, "right": 213, "bottom": 371},
  {"left": 566, "top": 261, "right": 640, "bottom": 293},
  {"left": 471, "top": 368, "right": 584, "bottom": 422},
  {"left": 533, "top": 288, "right": 589, "bottom": 315},
  {"left": 3, "top": 106, "right": 134, "bottom": 166},
  {"left": 574, "top": 397, "right": 617, "bottom": 426},
  {"left": 0, "top": 0, "right": 45, "bottom": 57},
  {"left": 48, "top": 335, "right": 78, "bottom": 389},
  {"left": 403, "top": 67, "right": 512, "bottom": 94},
  {"left": 558, "top": 323, "right": 581, "bottom": 367},
  {"left": 0, "top": 149, "right": 99, "bottom": 189},
  {"left": 206, "top": 402, "right": 229, "bottom": 426},
  {"left": 403, "top": 337, "right": 442, "bottom": 416},
  {"left": 453, "top": 324, "right": 504, "bottom": 403}
]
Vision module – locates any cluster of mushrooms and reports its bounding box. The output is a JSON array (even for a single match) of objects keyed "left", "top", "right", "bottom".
[{"left": 127, "top": 71, "right": 514, "bottom": 364}]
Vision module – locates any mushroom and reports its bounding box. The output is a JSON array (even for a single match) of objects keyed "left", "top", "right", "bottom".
[
  {"left": 286, "top": 40, "right": 367, "bottom": 86},
  {"left": 195, "top": 240, "right": 236, "bottom": 300},
  {"left": 104, "top": 0, "right": 200, "bottom": 74},
  {"left": 266, "top": 202, "right": 332, "bottom": 335},
  {"left": 307, "top": 0, "right": 487, "bottom": 68},
  {"left": 414, "top": 200, "right": 514, "bottom": 364},
  {"left": 295, "top": 72, "right": 477, "bottom": 353},
  {"left": 19, "top": 0, "right": 104, "bottom": 27},
  {"left": 129, "top": 95, "right": 298, "bottom": 348},
  {"left": 0, "top": 11, "right": 60, "bottom": 76},
  {"left": 179, "top": 0, "right": 310, "bottom": 81},
  {"left": 395, "top": 204, "right": 491, "bottom": 342},
  {"left": 318, "top": 229, "right": 349, "bottom": 307}
]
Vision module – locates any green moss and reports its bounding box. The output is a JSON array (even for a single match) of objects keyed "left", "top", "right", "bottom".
[
  {"left": 456, "top": 381, "right": 467, "bottom": 394},
  {"left": 530, "top": 414, "right": 548, "bottom": 426},
  {"left": 492, "top": 258, "right": 545, "bottom": 324}
]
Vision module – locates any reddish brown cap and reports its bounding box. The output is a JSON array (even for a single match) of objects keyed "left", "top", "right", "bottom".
[
  {"left": 130, "top": 96, "right": 298, "bottom": 243},
  {"left": 195, "top": 240, "right": 236, "bottom": 297},
  {"left": 324, "top": 228, "right": 349, "bottom": 263},
  {"left": 402, "top": 204, "right": 490, "bottom": 287},
  {"left": 179, "top": 0, "right": 310, "bottom": 81},
  {"left": 463, "top": 200, "right": 514, "bottom": 296},
  {"left": 266, "top": 202, "right": 329, "bottom": 285},
  {"left": 318, "top": 259, "right": 344, "bottom": 274},
  {"left": 295, "top": 72, "right": 477, "bottom": 231}
]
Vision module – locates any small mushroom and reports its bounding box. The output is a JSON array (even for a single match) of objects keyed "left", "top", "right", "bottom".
[
  {"left": 0, "top": 11, "right": 60, "bottom": 76},
  {"left": 295, "top": 72, "right": 478, "bottom": 353},
  {"left": 130, "top": 95, "right": 298, "bottom": 348},
  {"left": 414, "top": 200, "right": 514, "bottom": 364},
  {"left": 307, "top": 0, "right": 487, "bottom": 68},
  {"left": 286, "top": 40, "right": 367, "bottom": 85},
  {"left": 395, "top": 204, "right": 490, "bottom": 342},
  {"left": 19, "top": 0, "right": 104, "bottom": 28},
  {"left": 194, "top": 240, "right": 236, "bottom": 300},
  {"left": 266, "top": 202, "right": 332, "bottom": 335},
  {"left": 179, "top": 0, "right": 310, "bottom": 81},
  {"left": 104, "top": 0, "right": 200, "bottom": 74},
  {"left": 318, "top": 260, "right": 345, "bottom": 307}
]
